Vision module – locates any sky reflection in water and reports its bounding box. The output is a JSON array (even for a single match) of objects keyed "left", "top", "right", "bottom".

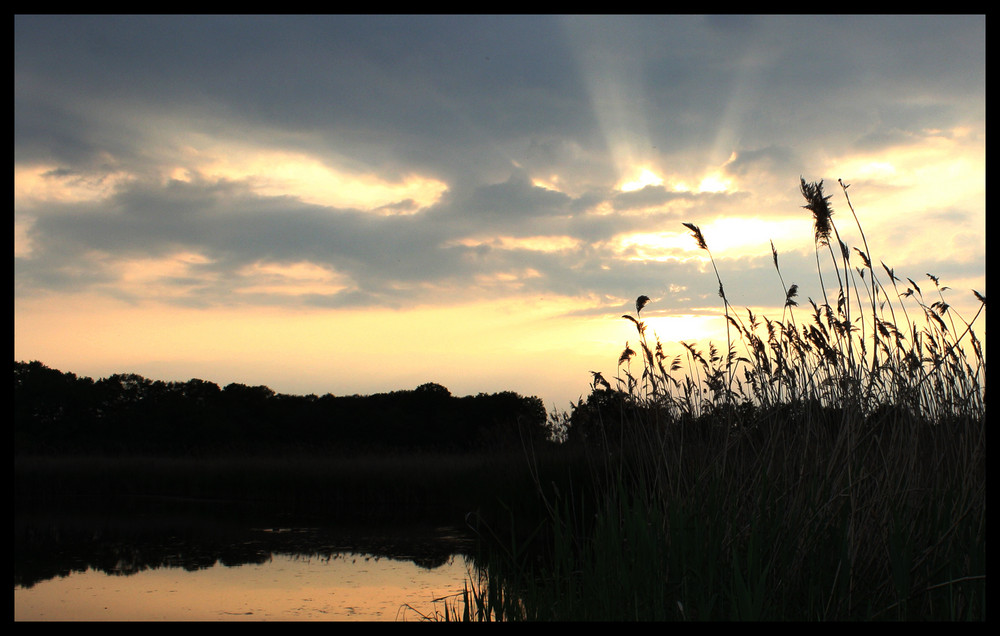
[{"left": 15, "top": 551, "right": 473, "bottom": 621}]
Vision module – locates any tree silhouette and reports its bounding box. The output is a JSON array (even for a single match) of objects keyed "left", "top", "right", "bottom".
[{"left": 14, "top": 361, "right": 552, "bottom": 455}]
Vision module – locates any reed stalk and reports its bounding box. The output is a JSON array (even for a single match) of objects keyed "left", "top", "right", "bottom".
[{"left": 453, "top": 178, "right": 985, "bottom": 621}]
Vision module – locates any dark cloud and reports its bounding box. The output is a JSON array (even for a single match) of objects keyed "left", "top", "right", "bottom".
[
  {"left": 610, "top": 185, "right": 691, "bottom": 211},
  {"left": 15, "top": 15, "right": 591, "bottom": 186},
  {"left": 723, "top": 147, "right": 799, "bottom": 178},
  {"left": 13, "top": 167, "right": 742, "bottom": 313},
  {"left": 17, "top": 15, "right": 983, "bottom": 178},
  {"left": 15, "top": 15, "right": 985, "bottom": 315},
  {"left": 440, "top": 170, "right": 574, "bottom": 221}
]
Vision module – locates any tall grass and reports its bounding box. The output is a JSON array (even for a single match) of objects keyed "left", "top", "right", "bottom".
[{"left": 452, "top": 178, "right": 985, "bottom": 621}]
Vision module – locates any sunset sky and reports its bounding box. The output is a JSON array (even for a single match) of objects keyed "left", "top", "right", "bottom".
[{"left": 14, "top": 15, "right": 986, "bottom": 410}]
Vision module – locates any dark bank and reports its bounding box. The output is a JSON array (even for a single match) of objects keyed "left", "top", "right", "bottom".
[{"left": 14, "top": 360, "right": 567, "bottom": 615}]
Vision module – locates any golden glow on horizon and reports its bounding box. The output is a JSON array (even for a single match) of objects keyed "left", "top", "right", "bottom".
[
  {"left": 14, "top": 280, "right": 985, "bottom": 409},
  {"left": 13, "top": 289, "right": 761, "bottom": 408}
]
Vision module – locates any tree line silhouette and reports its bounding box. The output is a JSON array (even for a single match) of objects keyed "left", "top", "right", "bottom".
[{"left": 14, "top": 361, "right": 550, "bottom": 455}]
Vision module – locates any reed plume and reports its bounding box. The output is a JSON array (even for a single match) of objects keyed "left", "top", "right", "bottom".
[{"left": 458, "top": 178, "right": 985, "bottom": 622}]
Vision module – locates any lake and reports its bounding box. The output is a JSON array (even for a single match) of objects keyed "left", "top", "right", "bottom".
[{"left": 15, "top": 503, "right": 481, "bottom": 621}]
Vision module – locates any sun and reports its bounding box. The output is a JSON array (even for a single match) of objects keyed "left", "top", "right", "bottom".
[
  {"left": 619, "top": 168, "right": 664, "bottom": 192},
  {"left": 696, "top": 172, "right": 732, "bottom": 193}
]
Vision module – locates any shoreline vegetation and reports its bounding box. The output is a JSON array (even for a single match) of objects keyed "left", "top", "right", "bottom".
[
  {"left": 443, "top": 179, "right": 985, "bottom": 621},
  {"left": 14, "top": 364, "right": 550, "bottom": 456},
  {"left": 15, "top": 179, "right": 985, "bottom": 621}
]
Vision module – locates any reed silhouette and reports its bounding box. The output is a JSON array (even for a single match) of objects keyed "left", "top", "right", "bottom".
[{"left": 445, "top": 178, "right": 985, "bottom": 621}]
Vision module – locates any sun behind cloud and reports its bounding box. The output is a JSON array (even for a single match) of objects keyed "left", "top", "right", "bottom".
[
  {"left": 696, "top": 172, "right": 732, "bottom": 193},
  {"left": 618, "top": 167, "right": 664, "bottom": 192}
]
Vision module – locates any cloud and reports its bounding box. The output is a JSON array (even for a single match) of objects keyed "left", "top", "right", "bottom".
[
  {"left": 15, "top": 15, "right": 985, "bottom": 321},
  {"left": 723, "top": 146, "right": 799, "bottom": 178},
  {"left": 610, "top": 186, "right": 689, "bottom": 212}
]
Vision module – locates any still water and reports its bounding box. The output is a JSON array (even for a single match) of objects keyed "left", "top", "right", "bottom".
[
  {"left": 15, "top": 508, "right": 480, "bottom": 622},
  {"left": 15, "top": 549, "right": 473, "bottom": 621}
]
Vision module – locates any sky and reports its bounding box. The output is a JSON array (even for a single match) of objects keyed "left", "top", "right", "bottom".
[{"left": 14, "top": 15, "right": 986, "bottom": 411}]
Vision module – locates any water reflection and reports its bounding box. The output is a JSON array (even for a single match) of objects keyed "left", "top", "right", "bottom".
[
  {"left": 15, "top": 504, "right": 478, "bottom": 621},
  {"left": 15, "top": 551, "right": 474, "bottom": 621}
]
